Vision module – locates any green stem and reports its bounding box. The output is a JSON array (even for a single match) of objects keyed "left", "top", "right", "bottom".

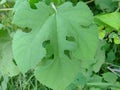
[
  {"left": 51, "top": 2, "right": 57, "bottom": 13},
  {"left": 116, "top": 1, "right": 120, "bottom": 12},
  {"left": 87, "top": 82, "right": 120, "bottom": 88},
  {"left": 86, "top": 0, "right": 95, "bottom": 4},
  {"left": 0, "top": 8, "right": 13, "bottom": 11}
]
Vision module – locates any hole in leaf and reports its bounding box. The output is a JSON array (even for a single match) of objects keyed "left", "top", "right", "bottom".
[
  {"left": 80, "top": 25, "right": 90, "bottom": 28},
  {"left": 29, "top": 0, "right": 40, "bottom": 9},
  {"left": 13, "top": 59, "right": 17, "bottom": 66},
  {"left": 44, "top": 54, "right": 54, "bottom": 60},
  {"left": 49, "top": 54, "right": 54, "bottom": 59},
  {"left": 64, "top": 50, "right": 71, "bottom": 59},
  {"left": 30, "top": 4, "right": 37, "bottom": 9},
  {"left": 0, "top": 76, "right": 4, "bottom": 85},
  {"left": 66, "top": 36, "right": 75, "bottom": 42},
  {"left": 42, "top": 40, "right": 50, "bottom": 48},
  {"left": 23, "top": 27, "right": 32, "bottom": 33}
]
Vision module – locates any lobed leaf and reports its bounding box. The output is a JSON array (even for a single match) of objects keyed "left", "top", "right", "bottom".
[{"left": 13, "top": 1, "right": 98, "bottom": 90}]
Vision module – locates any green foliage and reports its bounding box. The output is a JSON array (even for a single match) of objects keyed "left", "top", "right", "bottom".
[
  {"left": 95, "top": 12, "right": 120, "bottom": 30},
  {"left": 0, "top": 30, "right": 19, "bottom": 76},
  {"left": 12, "top": 1, "right": 98, "bottom": 89},
  {"left": 95, "top": 12, "right": 120, "bottom": 44},
  {"left": 0, "top": 0, "right": 120, "bottom": 90},
  {"left": 0, "top": 0, "right": 15, "bottom": 4},
  {"left": 92, "top": 41, "right": 105, "bottom": 73},
  {"left": 102, "top": 72, "right": 118, "bottom": 83},
  {"left": 29, "top": 0, "right": 40, "bottom": 9},
  {"left": 95, "top": 0, "right": 117, "bottom": 12},
  {"left": 0, "top": 75, "right": 8, "bottom": 90}
]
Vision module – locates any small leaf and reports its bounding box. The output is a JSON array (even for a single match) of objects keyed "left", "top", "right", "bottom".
[
  {"left": 89, "top": 75, "right": 102, "bottom": 83},
  {"left": 93, "top": 41, "right": 105, "bottom": 73},
  {"left": 95, "top": 12, "right": 120, "bottom": 31},
  {"left": 114, "top": 36, "right": 120, "bottom": 44},
  {"left": 107, "top": 49, "right": 116, "bottom": 62},
  {"left": 99, "top": 30, "right": 106, "bottom": 39},
  {"left": 102, "top": 72, "right": 118, "bottom": 83}
]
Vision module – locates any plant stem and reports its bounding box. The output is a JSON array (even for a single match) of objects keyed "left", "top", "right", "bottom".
[
  {"left": 0, "top": 8, "right": 13, "bottom": 11},
  {"left": 105, "top": 62, "right": 120, "bottom": 68},
  {"left": 107, "top": 67, "right": 120, "bottom": 77},
  {"left": 115, "top": 1, "right": 120, "bottom": 12},
  {"left": 51, "top": 2, "right": 57, "bottom": 13},
  {"left": 87, "top": 82, "right": 120, "bottom": 88},
  {"left": 86, "top": 0, "right": 95, "bottom": 4}
]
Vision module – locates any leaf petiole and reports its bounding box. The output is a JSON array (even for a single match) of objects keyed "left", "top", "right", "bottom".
[{"left": 51, "top": 2, "right": 57, "bottom": 13}]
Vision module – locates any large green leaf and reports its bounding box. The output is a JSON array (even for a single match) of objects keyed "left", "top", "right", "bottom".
[
  {"left": 13, "top": 1, "right": 98, "bottom": 90},
  {"left": 13, "top": 1, "right": 54, "bottom": 73},
  {"left": 0, "top": 30, "right": 19, "bottom": 76}
]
